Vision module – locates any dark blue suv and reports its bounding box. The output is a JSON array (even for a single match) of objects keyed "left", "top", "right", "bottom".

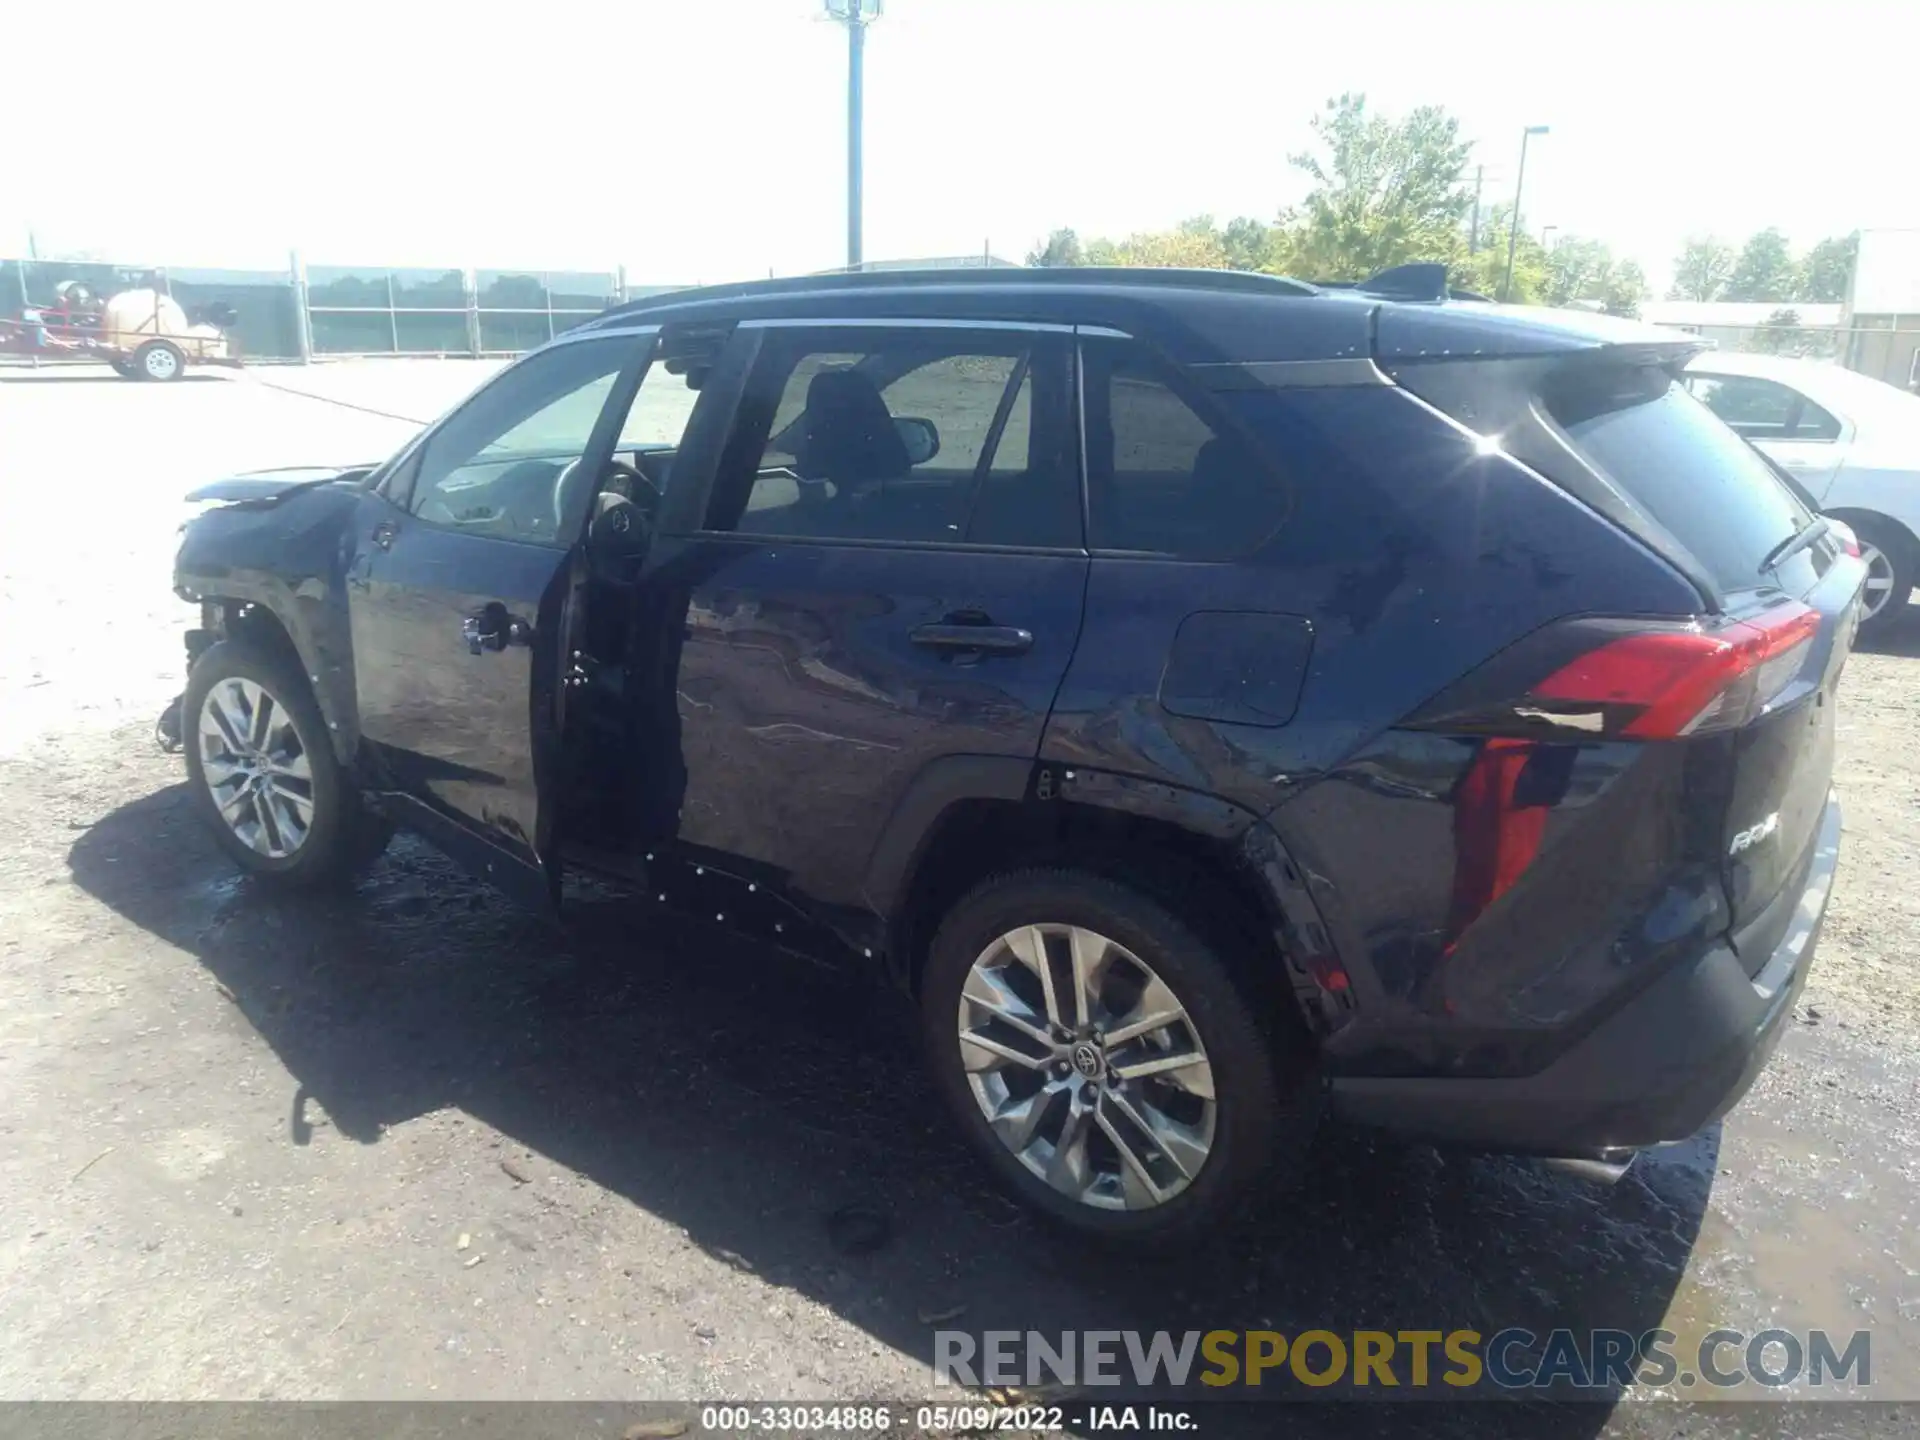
[{"left": 172, "top": 265, "right": 1859, "bottom": 1244}]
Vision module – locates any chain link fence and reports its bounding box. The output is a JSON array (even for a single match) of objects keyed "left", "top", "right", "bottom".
[
  {"left": 2, "top": 256, "right": 684, "bottom": 366},
  {"left": 1605, "top": 315, "right": 1920, "bottom": 392}
]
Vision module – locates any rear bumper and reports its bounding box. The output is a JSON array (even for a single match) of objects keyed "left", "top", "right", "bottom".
[{"left": 1328, "top": 791, "right": 1841, "bottom": 1155}]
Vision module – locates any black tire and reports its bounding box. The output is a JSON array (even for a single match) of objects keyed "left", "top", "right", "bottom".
[
  {"left": 920, "top": 868, "right": 1317, "bottom": 1248},
  {"left": 132, "top": 339, "right": 185, "bottom": 382},
  {"left": 181, "top": 638, "right": 391, "bottom": 887},
  {"left": 1848, "top": 515, "right": 1914, "bottom": 634},
  {"left": 109, "top": 358, "right": 139, "bottom": 379}
]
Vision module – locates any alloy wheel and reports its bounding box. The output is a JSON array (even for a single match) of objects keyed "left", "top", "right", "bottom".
[
  {"left": 956, "top": 924, "right": 1216, "bottom": 1211},
  {"left": 196, "top": 677, "right": 315, "bottom": 858},
  {"left": 1859, "top": 540, "right": 1897, "bottom": 621}
]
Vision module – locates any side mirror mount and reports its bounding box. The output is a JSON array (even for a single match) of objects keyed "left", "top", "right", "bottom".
[{"left": 894, "top": 415, "right": 940, "bottom": 466}]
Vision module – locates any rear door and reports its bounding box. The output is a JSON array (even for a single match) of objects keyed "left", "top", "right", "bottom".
[
  {"left": 347, "top": 330, "right": 650, "bottom": 904},
  {"left": 630, "top": 319, "right": 1087, "bottom": 911}
]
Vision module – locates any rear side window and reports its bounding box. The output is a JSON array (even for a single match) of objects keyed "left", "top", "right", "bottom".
[
  {"left": 1083, "top": 340, "right": 1287, "bottom": 558},
  {"left": 1685, "top": 373, "right": 1842, "bottom": 442},
  {"left": 703, "top": 327, "right": 1079, "bottom": 549},
  {"left": 1543, "top": 366, "right": 1810, "bottom": 592}
]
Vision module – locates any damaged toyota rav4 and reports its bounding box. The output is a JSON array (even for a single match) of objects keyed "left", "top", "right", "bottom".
[{"left": 171, "top": 265, "right": 1859, "bottom": 1244}]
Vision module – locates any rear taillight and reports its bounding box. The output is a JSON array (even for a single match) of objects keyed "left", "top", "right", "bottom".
[
  {"left": 1535, "top": 605, "right": 1818, "bottom": 738},
  {"left": 1412, "top": 604, "right": 1821, "bottom": 741}
]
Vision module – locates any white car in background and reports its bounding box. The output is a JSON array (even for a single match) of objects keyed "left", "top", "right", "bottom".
[{"left": 1684, "top": 351, "right": 1920, "bottom": 628}]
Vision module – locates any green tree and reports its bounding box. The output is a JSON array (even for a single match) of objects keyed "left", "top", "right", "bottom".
[
  {"left": 1600, "top": 260, "right": 1647, "bottom": 318},
  {"left": 1542, "top": 237, "right": 1612, "bottom": 306},
  {"left": 1669, "top": 237, "right": 1735, "bottom": 301},
  {"left": 1453, "top": 205, "right": 1550, "bottom": 303},
  {"left": 1750, "top": 306, "right": 1841, "bottom": 359},
  {"left": 1724, "top": 228, "right": 1800, "bottom": 302},
  {"left": 1025, "top": 228, "right": 1085, "bottom": 267},
  {"left": 1800, "top": 232, "right": 1858, "bottom": 302},
  {"left": 1084, "top": 219, "right": 1232, "bottom": 269},
  {"left": 1282, "top": 92, "right": 1473, "bottom": 279},
  {"left": 1751, "top": 307, "right": 1807, "bottom": 354},
  {"left": 1221, "top": 216, "right": 1276, "bottom": 272}
]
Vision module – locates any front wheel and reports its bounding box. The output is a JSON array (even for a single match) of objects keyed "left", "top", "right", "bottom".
[
  {"left": 182, "top": 639, "right": 390, "bottom": 887},
  {"left": 920, "top": 868, "right": 1316, "bottom": 1247}
]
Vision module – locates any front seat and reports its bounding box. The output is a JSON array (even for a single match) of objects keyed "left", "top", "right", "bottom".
[
  {"left": 794, "top": 368, "right": 911, "bottom": 504},
  {"left": 1188, "top": 435, "right": 1279, "bottom": 553}
]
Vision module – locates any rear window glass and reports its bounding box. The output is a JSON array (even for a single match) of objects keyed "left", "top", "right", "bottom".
[{"left": 1544, "top": 367, "right": 1810, "bottom": 592}]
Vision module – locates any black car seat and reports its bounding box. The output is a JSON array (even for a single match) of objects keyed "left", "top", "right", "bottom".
[
  {"left": 1186, "top": 435, "right": 1276, "bottom": 553},
  {"left": 793, "top": 368, "right": 911, "bottom": 530}
]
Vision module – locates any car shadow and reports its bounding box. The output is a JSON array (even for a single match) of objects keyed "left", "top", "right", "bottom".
[
  {"left": 1857, "top": 603, "right": 1920, "bottom": 658},
  {"left": 67, "top": 783, "right": 1708, "bottom": 1434}
]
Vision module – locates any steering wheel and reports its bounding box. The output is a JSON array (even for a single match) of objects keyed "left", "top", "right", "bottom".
[{"left": 553, "top": 457, "right": 660, "bottom": 535}]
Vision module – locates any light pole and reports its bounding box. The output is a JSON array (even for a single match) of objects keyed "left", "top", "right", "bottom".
[
  {"left": 1501, "top": 124, "right": 1549, "bottom": 302},
  {"left": 825, "top": 0, "right": 882, "bottom": 270}
]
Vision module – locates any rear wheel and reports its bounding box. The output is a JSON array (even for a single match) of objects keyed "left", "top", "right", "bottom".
[
  {"left": 133, "top": 339, "right": 185, "bottom": 382},
  {"left": 920, "top": 868, "right": 1315, "bottom": 1247},
  {"left": 182, "top": 639, "right": 391, "bottom": 887},
  {"left": 109, "top": 358, "right": 139, "bottom": 379},
  {"left": 1849, "top": 516, "right": 1913, "bottom": 632}
]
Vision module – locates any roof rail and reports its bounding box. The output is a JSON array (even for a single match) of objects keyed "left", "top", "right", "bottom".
[{"left": 590, "top": 265, "right": 1322, "bottom": 323}]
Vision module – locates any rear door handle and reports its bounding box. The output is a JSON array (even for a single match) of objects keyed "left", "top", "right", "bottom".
[{"left": 909, "top": 623, "right": 1034, "bottom": 656}]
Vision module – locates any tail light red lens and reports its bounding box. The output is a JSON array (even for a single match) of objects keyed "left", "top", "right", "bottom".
[
  {"left": 1533, "top": 604, "right": 1819, "bottom": 738},
  {"left": 1412, "top": 604, "right": 1823, "bottom": 742}
]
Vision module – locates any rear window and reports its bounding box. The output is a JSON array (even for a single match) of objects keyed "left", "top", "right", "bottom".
[{"left": 1544, "top": 366, "right": 1810, "bottom": 592}]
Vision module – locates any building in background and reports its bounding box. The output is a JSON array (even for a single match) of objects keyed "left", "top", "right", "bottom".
[{"left": 1845, "top": 229, "right": 1920, "bottom": 390}]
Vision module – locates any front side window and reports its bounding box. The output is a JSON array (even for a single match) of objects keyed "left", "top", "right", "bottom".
[
  {"left": 1083, "top": 339, "right": 1287, "bottom": 558},
  {"left": 409, "top": 337, "right": 636, "bottom": 545},
  {"left": 703, "top": 327, "right": 1077, "bottom": 549}
]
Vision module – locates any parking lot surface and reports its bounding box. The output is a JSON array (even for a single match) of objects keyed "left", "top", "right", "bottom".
[{"left": 1, "top": 362, "right": 1916, "bottom": 1433}]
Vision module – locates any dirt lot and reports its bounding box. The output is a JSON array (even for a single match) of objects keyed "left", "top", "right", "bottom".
[{"left": 0, "top": 361, "right": 1916, "bottom": 1433}]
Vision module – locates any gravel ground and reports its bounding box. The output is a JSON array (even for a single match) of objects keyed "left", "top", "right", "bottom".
[{"left": 0, "top": 361, "right": 1916, "bottom": 1435}]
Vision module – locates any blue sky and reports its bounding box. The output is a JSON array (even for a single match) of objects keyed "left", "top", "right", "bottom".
[{"left": 8, "top": 0, "right": 1912, "bottom": 287}]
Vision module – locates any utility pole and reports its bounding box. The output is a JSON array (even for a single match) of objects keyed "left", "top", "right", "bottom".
[
  {"left": 825, "top": 0, "right": 882, "bottom": 270},
  {"left": 1501, "top": 125, "right": 1550, "bottom": 302},
  {"left": 1468, "top": 166, "right": 1484, "bottom": 255}
]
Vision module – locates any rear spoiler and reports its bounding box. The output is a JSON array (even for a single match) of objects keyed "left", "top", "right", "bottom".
[
  {"left": 1319, "top": 266, "right": 1702, "bottom": 371},
  {"left": 1379, "top": 310, "right": 1705, "bottom": 367},
  {"left": 1311, "top": 263, "right": 1492, "bottom": 304}
]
